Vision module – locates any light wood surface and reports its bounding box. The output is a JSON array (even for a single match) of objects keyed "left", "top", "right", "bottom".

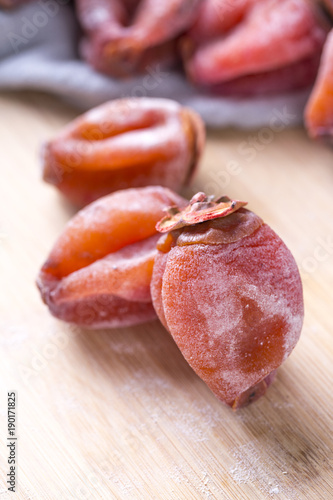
[{"left": 0, "top": 91, "right": 332, "bottom": 500}]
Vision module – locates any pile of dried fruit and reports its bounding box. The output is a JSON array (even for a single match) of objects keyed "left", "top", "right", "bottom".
[
  {"left": 2, "top": 0, "right": 333, "bottom": 142},
  {"left": 37, "top": 96, "right": 304, "bottom": 409}
]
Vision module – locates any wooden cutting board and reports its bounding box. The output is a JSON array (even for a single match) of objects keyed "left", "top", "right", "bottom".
[{"left": 0, "top": 91, "right": 332, "bottom": 500}]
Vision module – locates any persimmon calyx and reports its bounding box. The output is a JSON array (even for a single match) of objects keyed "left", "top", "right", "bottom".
[{"left": 156, "top": 192, "right": 248, "bottom": 233}]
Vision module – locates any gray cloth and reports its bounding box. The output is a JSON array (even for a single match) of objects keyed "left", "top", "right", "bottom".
[{"left": 0, "top": 0, "right": 310, "bottom": 127}]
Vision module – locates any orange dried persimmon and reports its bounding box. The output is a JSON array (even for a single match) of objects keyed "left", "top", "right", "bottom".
[
  {"left": 182, "top": 0, "right": 328, "bottom": 95},
  {"left": 305, "top": 29, "right": 333, "bottom": 142},
  {"left": 76, "top": 0, "right": 203, "bottom": 77},
  {"left": 42, "top": 98, "right": 205, "bottom": 207},
  {"left": 151, "top": 193, "right": 304, "bottom": 409},
  {"left": 37, "top": 186, "right": 186, "bottom": 328}
]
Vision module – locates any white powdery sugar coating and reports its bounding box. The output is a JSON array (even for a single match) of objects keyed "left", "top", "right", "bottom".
[
  {"left": 229, "top": 442, "right": 302, "bottom": 499},
  {"left": 121, "top": 369, "right": 227, "bottom": 446},
  {"left": 282, "top": 310, "right": 304, "bottom": 362},
  {"left": 273, "top": 241, "right": 304, "bottom": 361},
  {"left": 191, "top": 267, "right": 244, "bottom": 347},
  {"left": 161, "top": 222, "right": 303, "bottom": 402},
  {"left": 54, "top": 383, "right": 83, "bottom": 416},
  {"left": 167, "top": 464, "right": 216, "bottom": 499},
  {"left": 0, "top": 323, "right": 28, "bottom": 349}
]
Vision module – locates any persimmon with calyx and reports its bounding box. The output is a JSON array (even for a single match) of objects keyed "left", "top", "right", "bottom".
[{"left": 151, "top": 193, "right": 304, "bottom": 409}]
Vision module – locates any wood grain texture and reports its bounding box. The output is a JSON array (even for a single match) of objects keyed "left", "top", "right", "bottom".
[{"left": 0, "top": 91, "right": 332, "bottom": 500}]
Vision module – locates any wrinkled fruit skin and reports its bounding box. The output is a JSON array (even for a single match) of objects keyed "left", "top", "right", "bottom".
[
  {"left": 181, "top": 0, "right": 328, "bottom": 96},
  {"left": 305, "top": 29, "right": 333, "bottom": 142},
  {"left": 151, "top": 208, "right": 304, "bottom": 409},
  {"left": 37, "top": 186, "right": 186, "bottom": 329},
  {"left": 76, "top": 0, "right": 203, "bottom": 77},
  {"left": 42, "top": 98, "right": 205, "bottom": 208}
]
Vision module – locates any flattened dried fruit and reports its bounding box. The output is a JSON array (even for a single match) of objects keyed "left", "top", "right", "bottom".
[
  {"left": 37, "top": 186, "right": 186, "bottom": 329},
  {"left": 305, "top": 29, "right": 333, "bottom": 142},
  {"left": 182, "top": 0, "right": 328, "bottom": 95},
  {"left": 42, "top": 98, "right": 205, "bottom": 207},
  {"left": 76, "top": 0, "right": 203, "bottom": 76},
  {"left": 151, "top": 194, "right": 304, "bottom": 409}
]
